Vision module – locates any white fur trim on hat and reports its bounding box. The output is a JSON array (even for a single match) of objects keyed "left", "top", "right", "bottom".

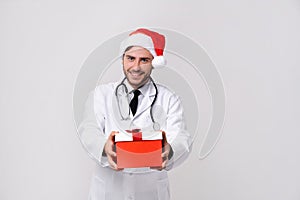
[
  {"left": 119, "top": 34, "right": 156, "bottom": 57},
  {"left": 120, "top": 33, "right": 167, "bottom": 68},
  {"left": 152, "top": 56, "right": 167, "bottom": 68}
]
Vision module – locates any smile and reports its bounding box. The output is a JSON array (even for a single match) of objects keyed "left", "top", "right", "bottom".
[{"left": 129, "top": 71, "right": 144, "bottom": 77}]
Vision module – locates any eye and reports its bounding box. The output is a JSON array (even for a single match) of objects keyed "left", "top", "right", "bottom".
[
  {"left": 126, "top": 56, "right": 135, "bottom": 61},
  {"left": 141, "top": 58, "right": 151, "bottom": 63}
]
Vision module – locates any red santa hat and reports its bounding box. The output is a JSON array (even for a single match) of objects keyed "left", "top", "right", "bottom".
[{"left": 120, "top": 28, "right": 167, "bottom": 68}]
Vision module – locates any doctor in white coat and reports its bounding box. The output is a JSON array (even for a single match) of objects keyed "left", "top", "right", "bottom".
[{"left": 78, "top": 28, "right": 192, "bottom": 200}]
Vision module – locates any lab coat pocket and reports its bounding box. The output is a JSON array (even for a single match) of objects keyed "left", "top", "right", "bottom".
[
  {"left": 89, "top": 176, "right": 106, "bottom": 200},
  {"left": 157, "top": 178, "right": 170, "bottom": 200}
]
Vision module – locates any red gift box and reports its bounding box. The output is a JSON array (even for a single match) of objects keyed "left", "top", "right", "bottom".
[{"left": 114, "top": 129, "right": 163, "bottom": 169}]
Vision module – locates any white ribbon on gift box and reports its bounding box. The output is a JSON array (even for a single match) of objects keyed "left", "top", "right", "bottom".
[{"left": 115, "top": 130, "right": 163, "bottom": 142}]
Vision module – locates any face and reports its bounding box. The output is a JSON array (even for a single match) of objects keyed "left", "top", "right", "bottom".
[{"left": 122, "top": 46, "right": 154, "bottom": 89}]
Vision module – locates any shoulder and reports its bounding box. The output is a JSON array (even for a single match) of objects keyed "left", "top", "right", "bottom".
[
  {"left": 155, "top": 82, "right": 183, "bottom": 106},
  {"left": 93, "top": 82, "right": 118, "bottom": 99},
  {"left": 156, "top": 83, "right": 177, "bottom": 97},
  {"left": 94, "top": 82, "right": 117, "bottom": 93}
]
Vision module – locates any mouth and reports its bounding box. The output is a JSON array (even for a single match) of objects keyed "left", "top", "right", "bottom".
[{"left": 129, "top": 71, "right": 144, "bottom": 78}]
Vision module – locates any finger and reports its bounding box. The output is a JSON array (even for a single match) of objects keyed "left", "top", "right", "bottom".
[
  {"left": 161, "top": 159, "right": 168, "bottom": 169},
  {"left": 108, "top": 141, "right": 117, "bottom": 154},
  {"left": 105, "top": 140, "right": 117, "bottom": 157},
  {"left": 107, "top": 155, "right": 118, "bottom": 170},
  {"left": 161, "top": 145, "right": 170, "bottom": 158},
  {"left": 150, "top": 166, "right": 163, "bottom": 171},
  {"left": 109, "top": 131, "right": 118, "bottom": 139},
  {"left": 161, "top": 150, "right": 170, "bottom": 158},
  {"left": 105, "top": 147, "right": 116, "bottom": 157},
  {"left": 107, "top": 149, "right": 117, "bottom": 157}
]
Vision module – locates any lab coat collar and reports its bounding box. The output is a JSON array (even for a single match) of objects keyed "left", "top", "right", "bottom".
[
  {"left": 123, "top": 78, "right": 156, "bottom": 97},
  {"left": 120, "top": 78, "right": 156, "bottom": 119}
]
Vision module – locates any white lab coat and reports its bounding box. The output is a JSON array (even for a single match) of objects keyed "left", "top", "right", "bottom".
[{"left": 78, "top": 80, "right": 192, "bottom": 200}]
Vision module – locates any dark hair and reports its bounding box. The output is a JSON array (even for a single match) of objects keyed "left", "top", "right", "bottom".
[
  {"left": 124, "top": 46, "right": 134, "bottom": 53},
  {"left": 122, "top": 46, "right": 134, "bottom": 59}
]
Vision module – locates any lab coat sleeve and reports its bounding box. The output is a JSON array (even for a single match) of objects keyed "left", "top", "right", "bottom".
[
  {"left": 77, "top": 90, "right": 109, "bottom": 167},
  {"left": 165, "top": 94, "right": 192, "bottom": 170}
]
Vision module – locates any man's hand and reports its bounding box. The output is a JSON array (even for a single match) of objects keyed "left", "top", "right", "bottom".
[
  {"left": 103, "top": 131, "right": 122, "bottom": 170},
  {"left": 152, "top": 131, "right": 173, "bottom": 170}
]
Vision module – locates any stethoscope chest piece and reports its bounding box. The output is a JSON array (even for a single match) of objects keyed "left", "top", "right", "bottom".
[{"left": 153, "top": 122, "right": 160, "bottom": 131}]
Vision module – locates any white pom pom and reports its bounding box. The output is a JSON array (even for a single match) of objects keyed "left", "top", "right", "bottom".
[{"left": 152, "top": 56, "right": 167, "bottom": 68}]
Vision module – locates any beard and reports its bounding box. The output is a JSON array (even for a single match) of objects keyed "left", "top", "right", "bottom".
[{"left": 124, "top": 69, "right": 151, "bottom": 89}]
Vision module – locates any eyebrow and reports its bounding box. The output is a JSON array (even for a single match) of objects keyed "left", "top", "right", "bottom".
[
  {"left": 125, "top": 55, "right": 152, "bottom": 60},
  {"left": 125, "top": 55, "right": 134, "bottom": 58}
]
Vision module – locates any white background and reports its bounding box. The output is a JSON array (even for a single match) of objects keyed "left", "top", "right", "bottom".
[{"left": 1, "top": 0, "right": 300, "bottom": 199}]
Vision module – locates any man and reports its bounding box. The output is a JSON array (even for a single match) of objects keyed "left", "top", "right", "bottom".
[{"left": 79, "top": 28, "right": 192, "bottom": 200}]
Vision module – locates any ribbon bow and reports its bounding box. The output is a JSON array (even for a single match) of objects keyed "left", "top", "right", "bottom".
[{"left": 126, "top": 129, "right": 142, "bottom": 141}]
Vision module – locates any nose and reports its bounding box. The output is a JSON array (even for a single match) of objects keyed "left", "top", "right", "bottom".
[{"left": 131, "top": 59, "right": 141, "bottom": 70}]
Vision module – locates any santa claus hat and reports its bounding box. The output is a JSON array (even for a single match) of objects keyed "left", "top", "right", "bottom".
[{"left": 120, "top": 28, "right": 167, "bottom": 68}]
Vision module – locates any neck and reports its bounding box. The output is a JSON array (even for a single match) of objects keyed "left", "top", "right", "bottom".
[{"left": 126, "top": 77, "right": 152, "bottom": 90}]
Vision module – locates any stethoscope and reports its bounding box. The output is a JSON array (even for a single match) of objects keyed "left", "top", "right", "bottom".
[{"left": 115, "top": 76, "right": 161, "bottom": 131}]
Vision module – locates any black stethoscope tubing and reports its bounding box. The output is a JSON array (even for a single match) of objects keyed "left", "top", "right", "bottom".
[{"left": 115, "top": 76, "right": 159, "bottom": 130}]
